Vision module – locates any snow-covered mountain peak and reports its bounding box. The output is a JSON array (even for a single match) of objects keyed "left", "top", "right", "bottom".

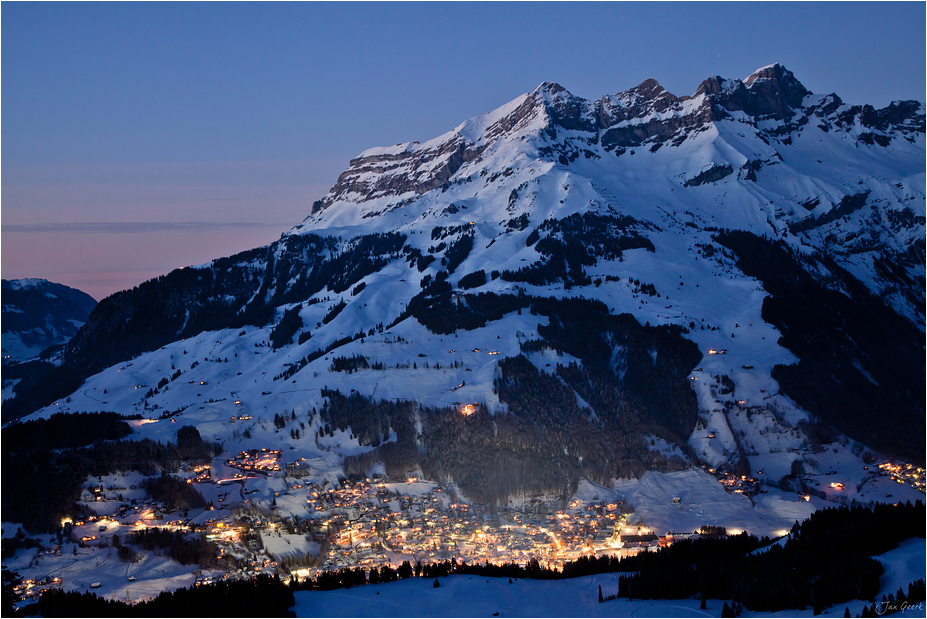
[
  {"left": 297, "top": 64, "right": 921, "bottom": 245},
  {"left": 690, "top": 63, "right": 811, "bottom": 122},
  {"left": 12, "top": 66, "right": 921, "bottom": 505},
  {"left": 743, "top": 62, "right": 807, "bottom": 94},
  {"left": 286, "top": 64, "right": 924, "bottom": 341},
  {"left": 601, "top": 77, "right": 678, "bottom": 111}
]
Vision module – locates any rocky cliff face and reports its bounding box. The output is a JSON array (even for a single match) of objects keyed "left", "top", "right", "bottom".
[{"left": 312, "top": 64, "right": 922, "bottom": 215}]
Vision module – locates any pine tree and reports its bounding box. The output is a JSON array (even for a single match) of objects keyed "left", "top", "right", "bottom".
[
  {"left": 398, "top": 561, "right": 413, "bottom": 579},
  {"left": 433, "top": 578, "right": 440, "bottom": 588},
  {"left": 598, "top": 585, "right": 603, "bottom": 603}
]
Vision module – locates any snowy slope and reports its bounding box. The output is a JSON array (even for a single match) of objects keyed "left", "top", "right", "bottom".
[
  {"left": 1, "top": 278, "right": 97, "bottom": 365},
  {"left": 13, "top": 65, "right": 925, "bottom": 530}
]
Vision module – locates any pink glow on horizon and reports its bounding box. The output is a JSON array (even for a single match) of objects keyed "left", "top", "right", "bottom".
[
  {"left": 3, "top": 223, "right": 293, "bottom": 302},
  {"left": 2, "top": 159, "right": 343, "bottom": 301}
]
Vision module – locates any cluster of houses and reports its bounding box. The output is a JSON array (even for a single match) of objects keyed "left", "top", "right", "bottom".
[
  {"left": 272, "top": 477, "right": 710, "bottom": 572},
  {"left": 35, "top": 448, "right": 771, "bottom": 600},
  {"left": 226, "top": 448, "right": 282, "bottom": 473},
  {"left": 878, "top": 461, "right": 925, "bottom": 492}
]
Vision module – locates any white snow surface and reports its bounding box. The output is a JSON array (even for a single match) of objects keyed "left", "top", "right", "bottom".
[{"left": 614, "top": 470, "right": 815, "bottom": 538}]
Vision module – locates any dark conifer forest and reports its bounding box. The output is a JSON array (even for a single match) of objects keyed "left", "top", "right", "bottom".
[
  {"left": 716, "top": 231, "right": 925, "bottom": 463},
  {"left": 2, "top": 416, "right": 218, "bottom": 532}
]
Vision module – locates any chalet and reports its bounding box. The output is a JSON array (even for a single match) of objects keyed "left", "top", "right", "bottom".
[{"left": 79, "top": 535, "right": 103, "bottom": 547}]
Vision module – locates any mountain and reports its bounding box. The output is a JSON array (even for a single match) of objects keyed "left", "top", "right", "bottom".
[
  {"left": 1, "top": 279, "right": 97, "bottom": 365},
  {"left": 6, "top": 65, "right": 924, "bottom": 505}
]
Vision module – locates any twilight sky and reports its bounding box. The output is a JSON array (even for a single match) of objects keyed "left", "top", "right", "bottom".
[{"left": 3, "top": 2, "right": 925, "bottom": 301}]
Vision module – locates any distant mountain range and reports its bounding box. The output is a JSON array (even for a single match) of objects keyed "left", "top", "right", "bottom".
[
  {"left": 5, "top": 64, "right": 924, "bottom": 502},
  {"left": 1, "top": 278, "right": 97, "bottom": 365}
]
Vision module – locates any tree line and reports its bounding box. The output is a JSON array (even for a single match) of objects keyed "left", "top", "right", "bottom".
[
  {"left": 128, "top": 527, "right": 217, "bottom": 569},
  {"left": 717, "top": 230, "right": 925, "bottom": 464},
  {"left": 1, "top": 422, "right": 218, "bottom": 532},
  {"left": 607, "top": 501, "right": 924, "bottom": 613},
  {"left": 35, "top": 574, "right": 294, "bottom": 618}
]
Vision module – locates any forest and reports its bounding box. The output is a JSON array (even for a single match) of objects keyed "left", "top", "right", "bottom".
[
  {"left": 1, "top": 418, "right": 218, "bottom": 532},
  {"left": 1, "top": 412, "right": 135, "bottom": 453},
  {"left": 501, "top": 212, "right": 654, "bottom": 288},
  {"left": 610, "top": 501, "right": 925, "bottom": 613},
  {"left": 716, "top": 231, "right": 925, "bottom": 463},
  {"left": 332, "top": 290, "right": 702, "bottom": 502},
  {"left": 128, "top": 527, "right": 218, "bottom": 568},
  {"left": 33, "top": 574, "right": 294, "bottom": 618},
  {"left": 337, "top": 336, "right": 694, "bottom": 505}
]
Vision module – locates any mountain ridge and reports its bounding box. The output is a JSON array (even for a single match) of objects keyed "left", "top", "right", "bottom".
[
  {"left": 6, "top": 66, "right": 924, "bottom": 504},
  {"left": 1, "top": 278, "right": 97, "bottom": 366},
  {"left": 305, "top": 63, "right": 922, "bottom": 227}
]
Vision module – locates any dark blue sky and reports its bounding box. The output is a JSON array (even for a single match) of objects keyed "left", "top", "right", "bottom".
[{"left": 3, "top": 2, "right": 924, "bottom": 299}]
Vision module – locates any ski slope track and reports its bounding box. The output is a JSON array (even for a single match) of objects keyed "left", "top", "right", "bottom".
[{"left": 8, "top": 64, "right": 925, "bottom": 518}]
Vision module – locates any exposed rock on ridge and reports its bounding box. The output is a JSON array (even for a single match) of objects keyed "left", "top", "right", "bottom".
[{"left": 312, "top": 63, "right": 923, "bottom": 213}]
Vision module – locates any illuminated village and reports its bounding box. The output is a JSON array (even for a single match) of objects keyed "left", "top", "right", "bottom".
[{"left": 7, "top": 435, "right": 921, "bottom": 610}]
